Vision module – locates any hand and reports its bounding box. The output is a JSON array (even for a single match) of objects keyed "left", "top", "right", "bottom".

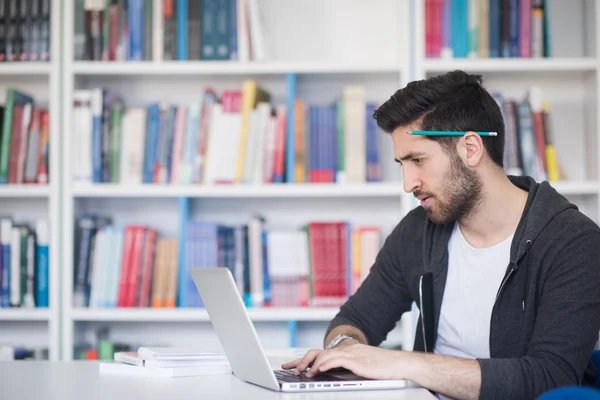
[
  {"left": 305, "top": 344, "right": 408, "bottom": 380},
  {"left": 281, "top": 339, "right": 358, "bottom": 376}
]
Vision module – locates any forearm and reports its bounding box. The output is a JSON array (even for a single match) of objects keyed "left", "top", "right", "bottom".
[
  {"left": 323, "top": 325, "right": 368, "bottom": 348},
  {"left": 405, "top": 352, "right": 481, "bottom": 400}
]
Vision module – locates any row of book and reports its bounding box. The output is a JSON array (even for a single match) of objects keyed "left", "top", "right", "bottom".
[
  {"left": 0, "top": 0, "right": 51, "bottom": 63},
  {"left": 76, "top": 0, "right": 266, "bottom": 62},
  {"left": 71, "top": 82, "right": 380, "bottom": 185},
  {"left": 73, "top": 215, "right": 381, "bottom": 309},
  {"left": 0, "top": 88, "right": 50, "bottom": 185},
  {"left": 0, "top": 345, "right": 49, "bottom": 360},
  {"left": 425, "top": 0, "right": 551, "bottom": 59},
  {"left": 495, "top": 86, "right": 558, "bottom": 182},
  {"left": 0, "top": 218, "right": 49, "bottom": 308}
]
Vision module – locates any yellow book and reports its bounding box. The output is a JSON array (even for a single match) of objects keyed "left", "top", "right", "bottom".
[
  {"left": 234, "top": 80, "right": 270, "bottom": 183},
  {"left": 542, "top": 101, "right": 560, "bottom": 182},
  {"left": 294, "top": 99, "right": 305, "bottom": 183}
]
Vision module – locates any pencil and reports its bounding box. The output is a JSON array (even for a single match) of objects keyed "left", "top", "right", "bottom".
[{"left": 412, "top": 130, "right": 498, "bottom": 137}]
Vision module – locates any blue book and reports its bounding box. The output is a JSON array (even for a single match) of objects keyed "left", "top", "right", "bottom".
[
  {"left": 285, "top": 73, "right": 296, "bottom": 183},
  {"left": 143, "top": 104, "right": 160, "bottom": 183},
  {"left": 1, "top": 219, "right": 11, "bottom": 308},
  {"left": 35, "top": 220, "right": 49, "bottom": 308},
  {"left": 451, "top": 0, "right": 468, "bottom": 58},
  {"left": 91, "top": 89, "right": 103, "bottom": 183},
  {"left": 330, "top": 105, "right": 338, "bottom": 182},
  {"left": 489, "top": 0, "right": 501, "bottom": 57},
  {"left": 509, "top": 0, "right": 520, "bottom": 57},
  {"left": 177, "top": 0, "right": 188, "bottom": 60},
  {"left": 229, "top": 0, "right": 238, "bottom": 59},
  {"left": 128, "top": 0, "right": 143, "bottom": 60},
  {"left": 177, "top": 198, "right": 189, "bottom": 307},
  {"left": 261, "top": 230, "right": 271, "bottom": 305}
]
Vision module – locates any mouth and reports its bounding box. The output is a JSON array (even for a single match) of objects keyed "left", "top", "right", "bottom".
[{"left": 419, "top": 196, "right": 432, "bottom": 208}]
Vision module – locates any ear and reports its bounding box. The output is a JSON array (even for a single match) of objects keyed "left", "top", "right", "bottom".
[{"left": 459, "top": 131, "right": 485, "bottom": 167}]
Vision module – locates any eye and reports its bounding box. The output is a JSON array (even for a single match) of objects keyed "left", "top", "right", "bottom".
[{"left": 413, "top": 158, "right": 423, "bottom": 165}]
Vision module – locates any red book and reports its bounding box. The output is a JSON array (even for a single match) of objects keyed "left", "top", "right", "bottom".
[
  {"left": 125, "top": 227, "right": 146, "bottom": 307},
  {"left": 117, "top": 227, "right": 136, "bottom": 307},
  {"left": 138, "top": 229, "right": 157, "bottom": 307},
  {"left": 272, "top": 108, "right": 287, "bottom": 182},
  {"left": 8, "top": 105, "right": 25, "bottom": 184}
]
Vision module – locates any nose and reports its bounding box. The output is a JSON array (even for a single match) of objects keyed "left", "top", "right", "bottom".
[{"left": 402, "top": 166, "right": 421, "bottom": 194}]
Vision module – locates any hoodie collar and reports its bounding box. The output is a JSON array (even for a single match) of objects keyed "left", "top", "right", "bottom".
[{"left": 423, "top": 175, "right": 577, "bottom": 274}]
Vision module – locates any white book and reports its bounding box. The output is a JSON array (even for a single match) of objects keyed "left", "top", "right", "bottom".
[
  {"left": 99, "top": 361, "right": 232, "bottom": 377},
  {"left": 237, "top": 0, "right": 250, "bottom": 62},
  {"left": 115, "top": 351, "right": 229, "bottom": 368},
  {"left": 153, "top": 0, "right": 164, "bottom": 62},
  {"left": 252, "top": 102, "right": 272, "bottom": 184},
  {"left": 72, "top": 90, "right": 93, "bottom": 183},
  {"left": 247, "top": 0, "right": 267, "bottom": 61},
  {"left": 120, "top": 108, "right": 147, "bottom": 185},
  {"left": 343, "top": 86, "right": 366, "bottom": 184},
  {"left": 137, "top": 347, "right": 226, "bottom": 361}
]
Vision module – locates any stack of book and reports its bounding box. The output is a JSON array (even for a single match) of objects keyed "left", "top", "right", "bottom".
[{"left": 98, "top": 346, "right": 232, "bottom": 377}]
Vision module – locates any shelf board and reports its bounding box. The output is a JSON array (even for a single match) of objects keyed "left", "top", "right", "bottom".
[
  {"left": 549, "top": 181, "right": 600, "bottom": 195},
  {"left": 424, "top": 58, "right": 597, "bottom": 73},
  {"left": 0, "top": 185, "right": 50, "bottom": 198},
  {"left": 0, "top": 308, "right": 51, "bottom": 321},
  {"left": 70, "top": 307, "right": 339, "bottom": 322},
  {"left": 72, "top": 61, "right": 400, "bottom": 76},
  {"left": 71, "top": 183, "right": 404, "bottom": 198},
  {"left": 0, "top": 63, "right": 51, "bottom": 76}
]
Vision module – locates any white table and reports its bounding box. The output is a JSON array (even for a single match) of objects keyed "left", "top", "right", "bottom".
[{"left": 0, "top": 350, "right": 436, "bottom": 400}]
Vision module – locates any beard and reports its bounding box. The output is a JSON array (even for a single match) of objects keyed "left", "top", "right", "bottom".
[{"left": 415, "top": 153, "right": 483, "bottom": 225}]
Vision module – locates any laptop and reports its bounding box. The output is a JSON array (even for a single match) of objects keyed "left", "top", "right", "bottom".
[{"left": 190, "top": 267, "right": 409, "bottom": 392}]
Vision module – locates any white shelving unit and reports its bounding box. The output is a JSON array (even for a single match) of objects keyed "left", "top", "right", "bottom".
[
  {"left": 414, "top": 0, "right": 600, "bottom": 224},
  {"left": 60, "top": 0, "right": 413, "bottom": 361},
  {"left": 0, "top": 0, "right": 62, "bottom": 361}
]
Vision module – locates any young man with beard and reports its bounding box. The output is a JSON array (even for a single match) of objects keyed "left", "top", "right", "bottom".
[{"left": 281, "top": 70, "right": 600, "bottom": 399}]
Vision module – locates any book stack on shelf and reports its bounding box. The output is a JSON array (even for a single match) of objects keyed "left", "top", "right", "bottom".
[
  {"left": 71, "top": 82, "right": 381, "bottom": 186},
  {"left": 0, "top": 88, "right": 50, "bottom": 185},
  {"left": 425, "top": 0, "right": 551, "bottom": 59},
  {"left": 0, "top": 0, "right": 51, "bottom": 63},
  {"left": 73, "top": 214, "right": 381, "bottom": 310},
  {"left": 75, "top": 0, "right": 266, "bottom": 62},
  {"left": 0, "top": 218, "right": 49, "bottom": 309},
  {"left": 495, "top": 86, "right": 561, "bottom": 182}
]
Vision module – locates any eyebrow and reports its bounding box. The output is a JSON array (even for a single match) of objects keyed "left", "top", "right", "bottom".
[{"left": 395, "top": 152, "right": 426, "bottom": 163}]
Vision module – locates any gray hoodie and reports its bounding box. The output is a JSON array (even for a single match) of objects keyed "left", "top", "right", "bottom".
[{"left": 326, "top": 175, "right": 600, "bottom": 399}]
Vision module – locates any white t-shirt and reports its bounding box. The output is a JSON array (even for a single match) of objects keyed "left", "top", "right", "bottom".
[{"left": 433, "top": 223, "right": 514, "bottom": 359}]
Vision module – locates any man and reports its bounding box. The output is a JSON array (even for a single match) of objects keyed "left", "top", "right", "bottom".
[{"left": 282, "top": 70, "right": 600, "bottom": 399}]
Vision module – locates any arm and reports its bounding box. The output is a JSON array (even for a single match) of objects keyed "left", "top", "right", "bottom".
[
  {"left": 405, "top": 352, "right": 480, "bottom": 400},
  {"left": 323, "top": 324, "right": 368, "bottom": 348},
  {"left": 477, "top": 230, "right": 600, "bottom": 399},
  {"left": 324, "top": 222, "right": 415, "bottom": 346}
]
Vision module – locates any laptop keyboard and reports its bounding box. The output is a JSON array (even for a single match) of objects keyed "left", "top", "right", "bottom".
[{"left": 275, "top": 369, "right": 342, "bottom": 382}]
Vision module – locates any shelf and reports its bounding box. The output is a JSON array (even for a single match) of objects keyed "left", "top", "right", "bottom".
[
  {"left": 71, "top": 183, "right": 405, "bottom": 198},
  {"left": 424, "top": 58, "right": 597, "bottom": 73},
  {"left": 72, "top": 61, "right": 401, "bottom": 76},
  {"left": 0, "top": 185, "right": 50, "bottom": 198},
  {"left": 0, "top": 309, "right": 51, "bottom": 321},
  {"left": 0, "top": 63, "right": 51, "bottom": 76},
  {"left": 549, "top": 181, "right": 600, "bottom": 195},
  {"left": 69, "top": 307, "right": 339, "bottom": 322}
]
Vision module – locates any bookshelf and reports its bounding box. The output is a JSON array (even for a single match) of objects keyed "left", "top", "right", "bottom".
[
  {"left": 60, "top": 0, "right": 412, "bottom": 361},
  {"left": 39, "top": 0, "right": 600, "bottom": 362},
  {"left": 0, "top": 0, "right": 61, "bottom": 361}
]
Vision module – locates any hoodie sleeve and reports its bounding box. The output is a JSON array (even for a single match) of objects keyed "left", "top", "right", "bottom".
[
  {"left": 324, "top": 220, "right": 416, "bottom": 347},
  {"left": 478, "top": 230, "right": 600, "bottom": 399}
]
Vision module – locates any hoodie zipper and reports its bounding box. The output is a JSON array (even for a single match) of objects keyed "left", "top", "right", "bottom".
[
  {"left": 494, "top": 266, "right": 515, "bottom": 305},
  {"left": 419, "top": 275, "right": 428, "bottom": 352}
]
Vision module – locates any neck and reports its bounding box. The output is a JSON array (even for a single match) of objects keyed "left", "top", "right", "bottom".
[{"left": 458, "top": 169, "right": 528, "bottom": 248}]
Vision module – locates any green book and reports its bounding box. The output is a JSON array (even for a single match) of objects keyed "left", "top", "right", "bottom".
[
  {"left": 109, "top": 103, "right": 123, "bottom": 183},
  {"left": 0, "top": 88, "right": 34, "bottom": 183}
]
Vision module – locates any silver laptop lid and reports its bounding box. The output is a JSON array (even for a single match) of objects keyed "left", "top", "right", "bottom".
[{"left": 191, "top": 267, "right": 280, "bottom": 391}]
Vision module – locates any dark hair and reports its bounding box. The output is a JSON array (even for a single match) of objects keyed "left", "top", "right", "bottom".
[{"left": 372, "top": 70, "right": 505, "bottom": 167}]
